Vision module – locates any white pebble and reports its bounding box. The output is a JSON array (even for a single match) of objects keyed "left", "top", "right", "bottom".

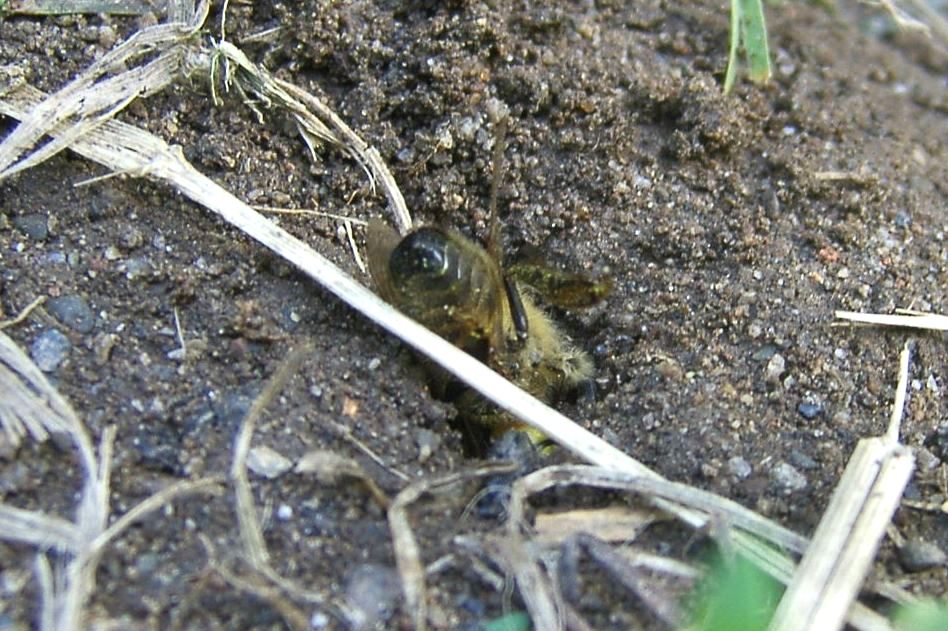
[{"left": 247, "top": 446, "right": 293, "bottom": 479}]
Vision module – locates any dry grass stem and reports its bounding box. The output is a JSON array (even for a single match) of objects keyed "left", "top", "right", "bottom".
[
  {"left": 613, "top": 548, "right": 701, "bottom": 581},
  {"left": 903, "top": 0, "right": 948, "bottom": 48},
  {"left": 91, "top": 476, "right": 224, "bottom": 552},
  {"left": 199, "top": 535, "right": 313, "bottom": 631},
  {"left": 0, "top": 295, "right": 46, "bottom": 329},
  {"left": 172, "top": 307, "right": 187, "bottom": 358},
  {"left": 220, "top": 343, "right": 345, "bottom": 622},
  {"left": 253, "top": 205, "right": 369, "bottom": 225},
  {"left": 835, "top": 309, "right": 948, "bottom": 331},
  {"left": 509, "top": 465, "right": 808, "bottom": 553},
  {"left": 0, "top": 1, "right": 209, "bottom": 179},
  {"left": 813, "top": 169, "right": 877, "bottom": 186},
  {"left": 388, "top": 463, "right": 516, "bottom": 631},
  {"left": 508, "top": 464, "right": 894, "bottom": 631},
  {"left": 0, "top": 504, "right": 81, "bottom": 550},
  {"left": 450, "top": 536, "right": 507, "bottom": 591},
  {"left": 577, "top": 534, "right": 686, "bottom": 627},
  {"left": 533, "top": 506, "right": 663, "bottom": 545},
  {"left": 484, "top": 530, "right": 564, "bottom": 631},
  {"left": 0, "top": 331, "right": 93, "bottom": 462},
  {"left": 231, "top": 344, "right": 310, "bottom": 567},
  {"left": 874, "top": 0, "right": 948, "bottom": 48},
  {"left": 886, "top": 339, "right": 912, "bottom": 443},
  {"left": 202, "top": 41, "right": 412, "bottom": 234},
  {"left": 0, "top": 10, "right": 925, "bottom": 629},
  {"left": 294, "top": 449, "right": 390, "bottom": 508},
  {"left": 4, "top": 0, "right": 153, "bottom": 16},
  {"left": 325, "top": 418, "right": 411, "bottom": 482},
  {"left": 274, "top": 76, "right": 412, "bottom": 234},
  {"left": 769, "top": 342, "right": 917, "bottom": 631},
  {"left": 343, "top": 219, "right": 367, "bottom": 274}
]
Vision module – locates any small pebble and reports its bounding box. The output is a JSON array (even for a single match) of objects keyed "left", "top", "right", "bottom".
[
  {"left": 657, "top": 358, "right": 683, "bottom": 381},
  {"left": 765, "top": 353, "right": 786, "bottom": 383},
  {"left": 133, "top": 552, "right": 160, "bottom": 576},
  {"left": 276, "top": 504, "right": 293, "bottom": 521},
  {"left": 632, "top": 174, "right": 652, "bottom": 189},
  {"left": 31, "top": 329, "right": 70, "bottom": 372},
  {"left": 246, "top": 446, "right": 293, "bottom": 479},
  {"left": 280, "top": 307, "right": 302, "bottom": 331},
  {"left": 458, "top": 116, "right": 480, "bottom": 141},
  {"left": 415, "top": 429, "right": 440, "bottom": 463},
  {"left": 752, "top": 344, "right": 778, "bottom": 362},
  {"left": 898, "top": 540, "right": 946, "bottom": 573},
  {"left": 46, "top": 294, "right": 95, "bottom": 333},
  {"left": 788, "top": 450, "right": 817, "bottom": 470},
  {"left": 97, "top": 24, "right": 117, "bottom": 47},
  {"left": 925, "top": 424, "right": 948, "bottom": 460},
  {"left": 367, "top": 357, "right": 381, "bottom": 371},
  {"left": 13, "top": 213, "right": 48, "bottom": 240},
  {"left": 43, "top": 252, "right": 66, "bottom": 265},
  {"left": 771, "top": 462, "right": 807, "bottom": 493},
  {"left": 133, "top": 430, "right": 181, "bottom": 474},
  {"left": 727, "top": 456, "right": 752, "bottom": 479},
  {"left": 344, "top": 564, "right": 400, "bottom": 631},
  {"left": 124, "top": 257, "right": 152, "bottom": 280},
  {"left": 797, "top": 401, "right": 824, "bottom": 420},
  {"left": 120, "top": 226, "right": 145, "bottom": 250},
  {"left": 310, "top": 611, "right": 330, "bottom": 629},
  {"left": 913, "top": 446, "right": 941, "bottom": 472},
  {"left": 700, "top": 462, "right": 719, "bottom": 479}
]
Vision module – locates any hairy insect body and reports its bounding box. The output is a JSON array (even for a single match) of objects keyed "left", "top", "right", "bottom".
[{"left": 367, "top": 219, "right": 594, "bottom": 439}]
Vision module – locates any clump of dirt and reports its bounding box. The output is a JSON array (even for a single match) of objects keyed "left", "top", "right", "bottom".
[{"left": 1, "top": 1, "right": 945, "bottom": 628}]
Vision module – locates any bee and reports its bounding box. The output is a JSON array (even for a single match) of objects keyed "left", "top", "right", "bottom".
[{"left": 366, "top": 121, "right": 609, "bottom": 446}]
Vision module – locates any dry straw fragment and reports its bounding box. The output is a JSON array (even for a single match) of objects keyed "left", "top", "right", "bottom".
[
  {"left": 769, "top": 342, "right": 917, "bottom": 631},
  {"left": 388, "top": 463, "right": 517, "bottom": 631},
  {"left": 835, "top": 309, "right": 948, "bottom": 332},
  {"left": 0, "top": 334, "right": 222, "bottom": 631},
  {"left": 0, "top": 331, "right": 82, "bottom": 447}
]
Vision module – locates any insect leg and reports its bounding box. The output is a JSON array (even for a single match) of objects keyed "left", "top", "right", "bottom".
[{"left": 503, "top": 275, "right": 529, "bottom": 345}]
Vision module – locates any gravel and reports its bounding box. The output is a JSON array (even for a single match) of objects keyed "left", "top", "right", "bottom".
[
  {"left": 46, "top": 294, "right": 95, "bottom": 333},
  {"left": 30, "top": 329, "right": 70, "bottom": 372}
]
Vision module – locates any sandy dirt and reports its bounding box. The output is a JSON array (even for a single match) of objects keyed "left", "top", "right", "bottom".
[{"left": 0, "top": 1, "right": 945, "bottom": 629}]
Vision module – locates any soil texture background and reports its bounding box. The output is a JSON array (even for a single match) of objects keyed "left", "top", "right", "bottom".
[{"left": 0, "top": 1, "right": 945, "bottom": 629}]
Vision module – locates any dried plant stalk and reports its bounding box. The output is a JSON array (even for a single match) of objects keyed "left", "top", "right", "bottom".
[{"left": 769, "top": 343, "right": 916, "bottom": 631}]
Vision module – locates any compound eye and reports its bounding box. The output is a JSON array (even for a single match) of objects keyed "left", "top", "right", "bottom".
[{"left": 390, "top": 228, "right": 455, "bottom": 287}]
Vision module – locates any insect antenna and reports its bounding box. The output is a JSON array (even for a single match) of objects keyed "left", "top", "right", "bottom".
[{"left": 486, "top": 116, "right": 507, "bottom": 262}]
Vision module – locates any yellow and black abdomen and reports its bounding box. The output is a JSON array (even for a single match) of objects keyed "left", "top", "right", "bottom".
[{"left": 366, "top": 221, "right": 511, "bottom": 362}]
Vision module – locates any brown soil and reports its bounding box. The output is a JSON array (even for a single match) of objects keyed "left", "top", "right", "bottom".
[{"left": 1, "top": 1, "right": 945, "bottom": 629}]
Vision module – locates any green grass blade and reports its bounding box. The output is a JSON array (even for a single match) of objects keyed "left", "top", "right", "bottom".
[
  {"left": 895, "top": 600, "right": 948, "bottom": 631},
  {"left": 724, "top": 0, "right": 742, "bottom": 93},
  {"left": 740, "top": 0, "right": 773, "bottom": 84},
  {"left": 483, "top": 611, "right": 531, "bottom": 631},
  {"left": 688, "top": 555, "right": 781, "bottom": 631},
  {"left": 724, "top": 0, "right": 773, "bottom": 93}
]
